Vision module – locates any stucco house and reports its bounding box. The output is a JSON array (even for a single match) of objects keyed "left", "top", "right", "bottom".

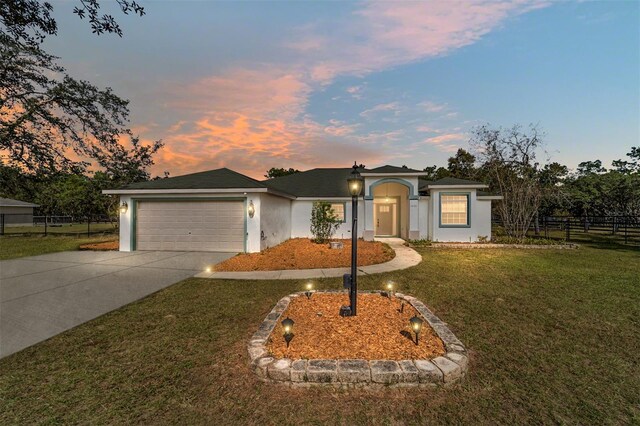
[{"left": 104, "top": 165, "right": 501, "bottom": 253}]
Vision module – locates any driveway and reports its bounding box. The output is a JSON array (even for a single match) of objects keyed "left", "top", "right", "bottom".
[{"left": 0, "top": 250, "right": 236, "bottom": 358}]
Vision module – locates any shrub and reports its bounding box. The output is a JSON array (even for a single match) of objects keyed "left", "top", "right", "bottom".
[{"left": 310, "top": 202, "right": 341, "bottom": 243}]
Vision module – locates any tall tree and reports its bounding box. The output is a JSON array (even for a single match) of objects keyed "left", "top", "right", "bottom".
[
  {"left": 265, "top": 167, "right": 300, "bottom": 179},
  {"left": 447, "top": 148, "right": 477, "bottom": 179},
  {"left": 1, "top": 0, "right": 151, "bottom": 176},
  {"left": 471, "top": 123, "right": 545, "bottom": 239}
]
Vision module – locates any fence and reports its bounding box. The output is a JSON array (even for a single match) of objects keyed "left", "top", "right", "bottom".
[
  {"left": 492, "top": 215, "right": 640, "bottom": 246},
  {"left": 0, "top": 214, "right": 118, "bottom": 237}
]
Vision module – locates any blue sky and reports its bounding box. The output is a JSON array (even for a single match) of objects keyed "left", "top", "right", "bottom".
[{"left": 45, "top": 0, "right": 639, "bottom": 178}]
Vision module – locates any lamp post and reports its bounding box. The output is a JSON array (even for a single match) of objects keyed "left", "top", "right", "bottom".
[{"left": 340, "top": 162, "right": 363, "bottom": 317}]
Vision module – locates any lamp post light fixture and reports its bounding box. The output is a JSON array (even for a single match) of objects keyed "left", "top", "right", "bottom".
[
  {"left": 340, "top": 162, "right": 364, "bottom": 317},
  {"left": 119, "top": 201, "right": 128, "bottom": 214},
  {"left": 305, "top": 282, "right": 314, "bottom": 299},
  {"left": 409, "top": 315, "right": 423, "bottom": 346},
  {"left": 281, "top": 317, "right": 294, "bottom": 347},
  {"left": 247, "top": 200, "right": 256, "bottom": 218}
]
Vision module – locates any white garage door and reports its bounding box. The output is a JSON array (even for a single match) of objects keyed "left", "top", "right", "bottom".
[{"left": 136, "top": 200, "right": 245, "bottom": 252}]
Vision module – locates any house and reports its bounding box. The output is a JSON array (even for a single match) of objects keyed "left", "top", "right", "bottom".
[
  {"left": 0, "top": 197, "right": 40, "bottom": 227},
  {"left": 103, "top": 165, "right": 502, "bottom": 253}
]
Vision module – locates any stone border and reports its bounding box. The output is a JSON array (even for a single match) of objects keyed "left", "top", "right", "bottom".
[{"left": 247, "top": 290, "right": 468, "bottom": 387}]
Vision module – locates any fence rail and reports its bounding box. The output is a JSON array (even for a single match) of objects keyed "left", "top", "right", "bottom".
[
  {"left": 492, "top": 215, "right": 640, "bottom": 246},
  {"left": 0, "top": 214, "right": 118, "bottom": 237}
]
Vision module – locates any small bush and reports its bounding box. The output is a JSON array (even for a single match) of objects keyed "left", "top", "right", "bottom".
[{"left": 310, "top": 202, "right": 341, "bottom": 243}]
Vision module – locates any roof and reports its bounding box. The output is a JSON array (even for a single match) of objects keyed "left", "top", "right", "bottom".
[
  {"left": 122, "top": 168, "right": 268, "bottom": 190},
  {"left": 419, "top": 177, "right": 487, "bottom": 191},
  {"left": 0, "top": 197, "right": 39, "bottom": 208},
  {"left": 364, "top": 165, "right": 422, "bottom": 174},
  {"left": 264, "top": 168, "right": 365, "bottom": 198}
]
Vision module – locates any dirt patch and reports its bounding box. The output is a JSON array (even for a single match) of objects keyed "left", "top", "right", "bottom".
[
  {"left": 266, "top": 293, "right": 445, "bottom": 360},
  {"left": 216, "top": 238, "right": 395, "bottom": 271},
  {"left": 79, "top": 240, "right": 119, "bottom": 251}
]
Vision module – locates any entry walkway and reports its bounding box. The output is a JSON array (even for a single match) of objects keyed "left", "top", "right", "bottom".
[{"left": 194, "top": 238, "right": 422, "bottom": 280}]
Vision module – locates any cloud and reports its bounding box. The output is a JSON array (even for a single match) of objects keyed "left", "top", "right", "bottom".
[{"left": 144, "top": 1, "right": 550, "bottom": 177}]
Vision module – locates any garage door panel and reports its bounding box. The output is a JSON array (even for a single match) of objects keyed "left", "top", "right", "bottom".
[{"left": 136, "top": 201, "right": 244, "bottom": 252}]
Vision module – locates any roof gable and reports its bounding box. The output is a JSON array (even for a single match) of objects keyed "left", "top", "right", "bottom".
[
  {"left": 0, "top": 197, "right": 39, "bottom": 207},
  {"left": 123, "top": 168, "right": 267, "bottom": 190},
  {"left": 364, "top": 165, "right": 422, "bottom": 174},
  {"left": 264, "top": 168, "right": 358, "bottom": 198}
]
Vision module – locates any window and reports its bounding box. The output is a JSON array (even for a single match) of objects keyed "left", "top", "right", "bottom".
[
  {"left": 440, "top": 194, "right": 469, "bottom": 226},
  {"left": 330, "top": 203, "right": 346, "bottom": 222},
  {"left": 378, "top": 205, "right": 390, "bottom": 213}
]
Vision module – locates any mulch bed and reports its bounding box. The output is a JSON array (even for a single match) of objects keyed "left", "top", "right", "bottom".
[
  {"left": 266, "top": 293, "right": 445, "bottom": 360},
  {"left": 79, "top": 241, "right": 119, "bottom": 251},
  {"left": 216, "top": 238, "right": 395, "bottom": 271}
]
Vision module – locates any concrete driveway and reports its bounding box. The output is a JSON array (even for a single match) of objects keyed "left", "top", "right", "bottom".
[{"left": 0, "top": 250, "right": 236, "bottom": 358}]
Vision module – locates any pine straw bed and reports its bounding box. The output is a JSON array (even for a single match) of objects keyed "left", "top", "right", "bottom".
[
  {"left": 215, "top": 238, "right": 395, "bottom": 271},
  {"left": 266, "top": 293, "right": 445, "bottom": 360}
]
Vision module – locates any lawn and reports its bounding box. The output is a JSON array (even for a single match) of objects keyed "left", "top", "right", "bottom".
[
  {"left": 0, "top": 243, "right": 638, "bottom": 424},
  {"left": 0, "top": 235, "right": 118, "bottom": 260}
]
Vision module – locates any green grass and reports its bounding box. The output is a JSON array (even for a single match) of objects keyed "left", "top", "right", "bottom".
[
  {"left": 3, "top": 222, "right": 117, "bottom": 235},
  {"left": 0, "top": 235, "right": 118, "bottom": 260},
  {"left": 0, "top": 243, "right": 638, "bottom": 424}
]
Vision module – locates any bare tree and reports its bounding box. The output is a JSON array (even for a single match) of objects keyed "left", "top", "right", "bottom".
[{"left": 472, "top": 124, "right": 545, "bottom": 239}]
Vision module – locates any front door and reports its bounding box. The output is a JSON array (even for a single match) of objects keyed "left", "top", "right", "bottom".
[{"left": 375, "top": 203, "right": 395, "bottom": 236}]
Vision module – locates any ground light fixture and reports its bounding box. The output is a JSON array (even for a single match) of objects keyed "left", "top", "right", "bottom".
[
  {"left": 119, "top": 201, "right": 128, "bottom": 214},
  {"left": 410, "top": 315, "right": 423, "bottom": 345},
  {"left": 340, "top": 162, "right": 364, "bottom": 317},
  {"left": 305, "top": 282, "right": 314, "bottom": 299},
  {"left": 385, "top": 280, "right": 395, "bottom": 295},
  {"left": 281, "top": 317, "right": 294, "bottom": 347},
  {"left": 205, "top": 266, "right": 212, "bottom": 273},
  {"left": 247, "top": 200, "right": 256, "bottom": 218}
]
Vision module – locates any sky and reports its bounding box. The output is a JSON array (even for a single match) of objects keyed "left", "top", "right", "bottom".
[{"left": 44, "top": 0, "right": 639, "bottom": 179}]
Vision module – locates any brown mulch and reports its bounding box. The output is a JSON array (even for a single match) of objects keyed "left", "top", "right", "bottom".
[
  {"left": 266, "top": 293, "right": 445, "bottom": 360},
  {"left": 216, "top": 238, "right": 395, "bottom": 271},
  {"left": 79, "top": 241, "right": 119, "bottom": 251}
]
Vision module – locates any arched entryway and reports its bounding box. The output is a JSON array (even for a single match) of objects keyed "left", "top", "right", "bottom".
[{"left": 371, "top": 181, "right": 410, "bottom": 238}]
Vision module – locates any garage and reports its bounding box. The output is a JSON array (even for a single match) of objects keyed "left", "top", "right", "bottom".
[{"left": 135, "top": 200, "right": 245, "bottom": 252}]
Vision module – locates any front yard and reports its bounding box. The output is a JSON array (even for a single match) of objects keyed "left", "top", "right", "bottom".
[
  {"left": 0, "top": 235, "right": 118, "bottom": 260},
  {"left": 0, "top": 243, "right": 638, "bottom": 424}
]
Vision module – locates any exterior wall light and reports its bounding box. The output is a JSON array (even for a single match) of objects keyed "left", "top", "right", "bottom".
[
  {"left": 410, "top": 315, "right": 424, "bottom": 345},
  {"left": 248, "top": 200, "right": 255, "bottom": 218},
  {"left": 305, "top": 282, "right": 314, "bottom": 299},
  {"left": 281, "top": 317, "right": 294, "bottom": 347},
  {"left": 119, "top": 201, "right": 128, "bottom": 214}
]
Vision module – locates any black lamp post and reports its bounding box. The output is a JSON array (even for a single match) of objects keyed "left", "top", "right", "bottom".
[
  {"left": 340, "top": 162, "right": 364, "bottom": 317},
  {"left": 410, "top": 315, "right": 423, "bottom": 345},
  {"left": 282, "top": 317, "right": 294, "bottom": 347}
]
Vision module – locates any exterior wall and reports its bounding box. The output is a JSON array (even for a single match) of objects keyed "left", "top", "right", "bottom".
[
  {"left": 418, "top": 197, "right": 429, "bottom": 239},
  {"left": 118, "top": 192, "right": 263, "bottom": 253},
  {"left": 0, "top": 206, "right": 35, "bottom": 226},
  {"left": 258, "top": 193, "right": 291, "bottom": 250},
  {"left": 290, "top": 199, "right": 365, "bottom": 240},
  {"left": 429, "top": 189, "right": 493, "bottom": 242}
]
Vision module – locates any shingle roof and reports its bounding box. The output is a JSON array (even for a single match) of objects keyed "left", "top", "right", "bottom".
[
  {"left": 123, "top": 168, "right": 268, "bottom": 190},
  {"left": 264, "top": 168, "right": 365, "bottom": 198},
  {"left": 0, "top": 197, "right": 39, "bottom": 207},
  {"left": 365, "top": 165, "right": 422, "bottom": 173},
  {"left": 418, "top": 177, "right": 486, "bottom": 191}
]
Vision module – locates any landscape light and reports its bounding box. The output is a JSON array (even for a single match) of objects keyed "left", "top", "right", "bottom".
[
  {"left": 247, "top": 200, "right": 255, "bottom": 218},
  {"left": 205, "top": 266, "right": 212, "bottom": 273},
  {"left": 385, "top": 281, "right": 395, "bottom": 295},
  {"left": 305, "top": 282, "right": 314, "bottom": 299},
  {"left": 281, "top": 317, "right": 295, "bottom": 347},
  {"left": 410, "top": 315, "right": 423, "bottom": 346},
  {"left": 119, "top": 201, "right": 128, "bottom": 214}
]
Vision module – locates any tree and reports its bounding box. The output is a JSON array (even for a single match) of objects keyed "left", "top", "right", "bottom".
[
  {"left": 310, "top": 202, "right": 340, "bottom": 243},
  {"left": 1, "top": 0, "right": 151, "bottom": 175},
  {"left": 422, "top": 165, "right": 450, "bottom": 181},
  {"left": 576, "top": 160, "right": 606, "bottom": 176},
  {"left": 447, "top": 148, "right": 477, "bottom": 179},
  {"left": 471, "top": 124, "right": 545, "bottom": 239},
  {"left": 264, "top": 167, "right": 300, "bottom": 179}
]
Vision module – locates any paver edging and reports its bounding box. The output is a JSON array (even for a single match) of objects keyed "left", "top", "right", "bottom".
[{"left": 248, "top": 290, "right": 468, "bottom": 387}]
